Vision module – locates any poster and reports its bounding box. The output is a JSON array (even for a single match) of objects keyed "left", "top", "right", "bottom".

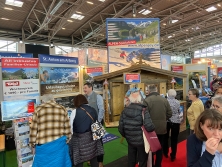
[
  {"left": 106, "top": 18, "right": 160, "bottom": 72},
  {"left": 218, "top": 67, "right": 222, "bottom": 77},
  {"left": 124, "top": 73, "right": 141, "bottom": 84},
  {"left": 83, "top": 67, "right": 103, "bottom": 92},
  {"left": 188, "top": 71, "right": 207, "bottom": 88},
  {"left": 161, "top": 54, "right": 171, "bottom": 70},
  {"left": 39, "top": 66, "right": 79, "bottom": 95},
  {"left": 1, "top": 58, "right": 40, "bottom": 103},
  {"left": 88, "top": 48, "right": 108, "bottom": 72},
  {"left": 1, "top": 99, "right": 36, "bottom": 121},
  {"left": 39, "top": 54, "right": 79, "bottom": 96},
  {"left": 171, "top": 65, "right": 183, "bottom": 89}
]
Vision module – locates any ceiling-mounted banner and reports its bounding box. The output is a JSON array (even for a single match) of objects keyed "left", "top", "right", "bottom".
[
  {"left": 106, "top": 18, "right": 160, "bottom": 72},
  {"left": 39, "top": 54, "right": 79, "bottom": 96}
]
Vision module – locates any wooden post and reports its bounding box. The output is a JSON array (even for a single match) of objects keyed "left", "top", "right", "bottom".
[{"left": 103, "top": 79, "right": 109, "bottom": 125}]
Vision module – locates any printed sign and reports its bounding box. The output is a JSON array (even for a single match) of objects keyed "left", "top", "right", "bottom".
[
  {"left": 1, "top": 99, "right": 36, "bottom": 121},
  {"left": 1, "top": 58, "right": 40, "bottom": 103},
  {"left": 40, "top": 66, "right": 79, "bottom": 95},
  {"left": 124, "top": 73, "right": 141, "bottom": 84},
  {"left": 0, "top": 52, "right": 33, "bottom": 62},
  {"left": 106, "top": 18, "right": 160, "bottom": 72},
  {"left": 39, "top": 54, "right": 78, "bottom": 65}
]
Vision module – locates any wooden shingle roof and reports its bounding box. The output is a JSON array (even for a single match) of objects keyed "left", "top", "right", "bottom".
[{"left": 94, "top": 64, "right": 187, "bottom": 81}]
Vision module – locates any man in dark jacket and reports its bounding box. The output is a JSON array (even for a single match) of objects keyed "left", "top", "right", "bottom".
[
  {"left": 118, "top": 87, "right": 155, "bottom": 167},
  {"left": 143, "top": 84, "right": 172, "bottom": 167}
]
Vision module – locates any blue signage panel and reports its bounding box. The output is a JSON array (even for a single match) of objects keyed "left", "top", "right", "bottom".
[
  {"left": 0, "top": 53, "right": 33, "bottom": 62},
  {"left": 39, "top": 54, "right": 78, "bottom": 65}
]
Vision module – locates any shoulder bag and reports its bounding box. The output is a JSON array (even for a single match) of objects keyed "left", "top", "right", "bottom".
[
  {"left": 141, "top": 108, "right": 161, "bottom": 153},
  {"left": 80, "top": 107, "right": 106, "bottom": 140}
]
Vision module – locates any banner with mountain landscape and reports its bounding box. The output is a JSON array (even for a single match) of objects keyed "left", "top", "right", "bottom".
[
  {"left": 1, "top": 58, "right": 40, "bottom": 104},
  {"left": 106, "top": 18, "right": 160, "bottom": 72}
]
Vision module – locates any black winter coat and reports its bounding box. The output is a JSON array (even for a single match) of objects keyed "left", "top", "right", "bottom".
[{"left": 118, "top": 103, "right": 155, "bottom": 146}]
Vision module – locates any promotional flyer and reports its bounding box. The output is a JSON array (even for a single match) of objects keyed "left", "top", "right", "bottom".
[
  {"left": 1, "top": 58, "right": 40, "bottom": 103},
  {"left": 106, "top": 18, "right": 160, "bottom": 72},
  {"left": 39, "top": 54, "right": 79, "bottom": 96}
]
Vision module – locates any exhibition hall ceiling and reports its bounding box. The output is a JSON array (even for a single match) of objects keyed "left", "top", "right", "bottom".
[{"left": 0, "top": 0, "right": 222, "bottom": 55}]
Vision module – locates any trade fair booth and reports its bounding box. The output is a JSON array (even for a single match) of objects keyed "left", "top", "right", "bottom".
[{"left": 94, "top": 63, "right": 188, "bottom": 132}]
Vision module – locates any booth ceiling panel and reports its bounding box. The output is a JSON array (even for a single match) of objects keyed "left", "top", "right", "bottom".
[{"left": 0, "top": 0, "right": 222, "bottom": 55}]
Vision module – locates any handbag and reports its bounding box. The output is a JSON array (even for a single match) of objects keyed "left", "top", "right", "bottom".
[
  {"left": 80, "top": 107, "right": 106, "bottom": 140},
  {"left": 141, "top": 109, "right": 161, "bottom": 153}
]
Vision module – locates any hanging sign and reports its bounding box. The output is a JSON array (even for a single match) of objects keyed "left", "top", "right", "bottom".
[{"left": 124, "top": 73, "right": 141, "bottom": 84}]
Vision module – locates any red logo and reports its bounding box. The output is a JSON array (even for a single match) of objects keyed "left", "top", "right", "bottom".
[{"left": 5, "top": 81, "right": 20, "bottom": 86}]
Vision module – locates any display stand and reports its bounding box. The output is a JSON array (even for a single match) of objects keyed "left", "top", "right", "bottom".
[{"left": 13, "top": 118, "right": 33, "bottom": 167}]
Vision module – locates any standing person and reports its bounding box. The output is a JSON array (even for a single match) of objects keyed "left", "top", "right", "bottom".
[
  {"left": 69, "top": 94, "right": 104, "bottom": 167},
  {"left": 187, "top": 109, "right": 222, "bottom": 167},
  {"left": 29, "top": 94, "right": 72, "bottom": 167},
  {"left": 211, "top": 96, "right": 222, "bottom": 113},
  {"left": 210, "top": 75, "right": 217, "bottom": 91},
  {"left": 187, "top": 88, "right": 204, "bottom": 134},
  {"left": 118, "top": 87, "right": 155, "bottom": 167},
  {"left": 143, "top": 85, "right": 172, "bottom": 167},
  {"left": 83, "top": 82, "right": 105, "bottom": 167},
  {"left": 163, "top": 89, "right": 181, "bottom": 162}
]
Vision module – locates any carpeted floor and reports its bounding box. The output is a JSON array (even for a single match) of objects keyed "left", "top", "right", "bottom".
[
  {"left": 2, "top": 128, "right": 189, "bottom": 167},
  {"left": 162, "top": 140, "right": 187, "bottom": 167}
]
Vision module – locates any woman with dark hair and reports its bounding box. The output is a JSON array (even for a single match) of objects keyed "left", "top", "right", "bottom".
[
  {"left": 187, "top": 109, "right": 222, "bottom": 167},
  {"left": 69, "top": 94, "right": 104, "bottom": 167},
  {"left": 187, "top": 88, "right": 204, "bottom": 134}
]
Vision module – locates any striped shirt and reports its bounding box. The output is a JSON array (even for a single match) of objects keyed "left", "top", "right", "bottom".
[
  {"left": 29, "top": 100, "right": 71, "bottom": 146},
  {"left": 167, "top": 97, "right": 181, "bottom": 123}
]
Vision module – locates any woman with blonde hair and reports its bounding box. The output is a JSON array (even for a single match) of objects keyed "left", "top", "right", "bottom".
[{"left": 187, "top": 88, "right": 204, "bottom": 134}]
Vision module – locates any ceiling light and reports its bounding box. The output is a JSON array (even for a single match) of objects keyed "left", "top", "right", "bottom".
[
  {"left": 87, "top": 1, "right": 94, "bottom": 5},
  {"left": 67, "top": 19, "right": 73, "bottom": 22},
  {"left": 172, "top": 20, "right": 178, "bottom": 23},
  {"left": 98, "top": 0, "right": 105, "bottom": 2},
  {"left": 186, "top": 29, "right": 189, "bottom": 31},
  {"left": 132, "top": 5, "right": 136, "bottom": 17},
  {"left": 62, "top": 27, "right": 66, "bottom": 30},
  {"left": 163, "top": 23, "right": 166, "bottom": 26},
  {"left": 142, "top": 10, "right": 151, "bottom": 15},
  {"left": 76, "top": 11, "right": 82, "bottom": 14},
  {"left": 19, "top": 38, "right": 23, "bottom": 43},
  {"left": 71, "top": 13, "right": 85, "bottom": 20},
  {"left": 5, "top": 0, "right": 23, "bottom": 7},
  {"left": 168, "top": 35, "right": 172, "bottom": 38},
  {"left": 138, "top": 9, "right": 145, "bottom": 13},
  {"left": 217, "top": 4, "right": 221, "bottom": 7},
  {"left": 4, "top": 7, "right": 13, "bottom": 10},
  {"left": 1, "top": 18, "right": 9, "bottom": 20},
  {"left": 196, "top": 26, "right": 200, "bottom": 30},
  {"left": 206, "top": 6, "right": 217, "bottom": 12},
  {"left": 150, "top": 7, "right": 152, "bottom": 9}
]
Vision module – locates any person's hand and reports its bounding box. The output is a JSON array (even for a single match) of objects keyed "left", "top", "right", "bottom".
[{"left": 205, "top": 137, "right": 220, "bottom": 155}]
